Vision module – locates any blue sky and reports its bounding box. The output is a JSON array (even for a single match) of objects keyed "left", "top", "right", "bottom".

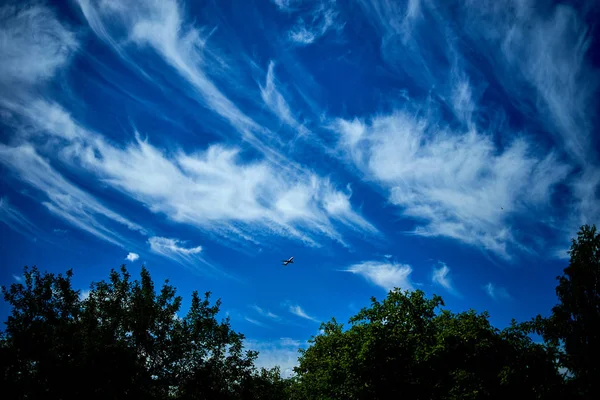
[{"left": 1, "top": 0, "right": 599, "bottom": 376}]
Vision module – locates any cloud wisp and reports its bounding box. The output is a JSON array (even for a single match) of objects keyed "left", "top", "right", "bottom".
[
  {"left": 148, "top": 236, "right": 203, "bottom": 262},
  {"left": 288, "top": 304, "right": 319, "bottom": 323},
  {"left": 252, "top": 305, "right": 281, "bottom": 320},
  {"left": 0, "top": 196, "right": 38, "bottom": 238},
  {"left": 344, "top": 260, "right": 414, "bottom": 292},
  {"left": 483, "top": 282, "right": 511, "bottom": 302},
  {"left": 340, "top": 0, "right": 599, "bottom": 258},
  {"left": 431, "top": 262, "right": 460, "bottom": 297},
  {"left": 287, "top": 0, "right": 344, "bottom": 46},
  {"left": 332, "top": 80, "right": 570, "bottom": 259},
  {"left": 6, "top": 98, "right": 374, "bottom": 249},
  {"left": 0, "top": 0, "right": 377, "bottom": 254},
  {"left": 244, "top": 317, "right": 269, "bottom": 328},
  {"left": 0, "top": 144, "right": 147, "bottom": 248}
]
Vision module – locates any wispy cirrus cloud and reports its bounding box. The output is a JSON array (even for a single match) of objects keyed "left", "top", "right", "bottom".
[
  {"left": 0, "top": 0, "right": 376, "bottom": 253},
  {"left": 9, "top": 100, "right": 374, "bottom": 249},
  {"left": 344, "top": 260, "right": 414, "bottom": 292},
  {"left": 431, "top": 262, "right": 460, "bottom": 297},
  {"left": 0, "top": 2, "right": 78, "bottom": 97},
  {"left": 12, "top": 274, "right": 23, "bottom": 282},
  {"left": 333, "top": 101, "right": 571, "bottom": 259},
  {"left": 75, "top": 0, "right": 278, "bottom": 156},
  {"left": 345, "top": 0, "right": 599, "bottom": 258},
  {"left": 288, "top": 304, "right": 319, "bottom": 323},
  {"left": 244, "top": 317, "right": 269, "bottom": 328},
  {"left": 0, "top": 144, "right": 147, "bottom": 248},
  {"left": 148, "top": 236, "right": 203, "bottom": 263},
  {"left": 259, "top": 60, "right": 308, "bottom": 140},
  {"left": 484, "top": 282, "right": 511, "bottom": 301},
  {"left": 271, "top": 0, "right": 298, "bottom": 12},
  {"left": 0, "top": 196, "right": 37, "bottom": 237},
  {"left": 288, "top": 0, "right": 343, "bottom": 46},
  {"left": 251, "top": 305, "right": 280, "bottom": 320}
]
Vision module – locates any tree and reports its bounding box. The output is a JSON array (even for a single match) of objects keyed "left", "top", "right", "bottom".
[
  {"left": 526, "top": 224, "right": 600, "bottom": 399},
  {"left": 290, "top": 288, "right": 565, "bottom": 400},
  {"left": 0, "top": 265, "right": 286, "bottom": 399}
]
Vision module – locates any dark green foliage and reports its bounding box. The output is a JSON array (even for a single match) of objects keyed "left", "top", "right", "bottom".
[
  {"left": 524, "top": 224, "right": 600, "bottom": 399},
  {"left": 289, "top": 290, "right": 566, "bottom": 400},
  {"left": 0, "top": 265, "right": 286, "bottom": 400}
]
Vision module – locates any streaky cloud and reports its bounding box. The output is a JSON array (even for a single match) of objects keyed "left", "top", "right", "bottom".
[
  {"left": 244, "top": 317, "right": 269, "bottom": 328},
  {"left": 0, "top": 144, "right": 147, "bottom": 248},
  {"left": 0, "top": 196, "right": 38, "bottom": 238},
  {"left": 251, "top": 305, "right": 280, "bottom": 320},
  {"left": 74, "top": 0, "right": 281, "bottom": 158},
  {"left": 12, "top": 100, "right": 375, "bottom": 248},
  {"left": 148, "top": 236, "right": 203, "bottom": 266},
  {"left": 288, "top": 304, "right": 319, "bottom": 322}
]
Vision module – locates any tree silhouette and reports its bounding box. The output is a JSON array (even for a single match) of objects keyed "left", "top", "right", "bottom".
[{"left": 0, "top": 265, "right": 286, "bottom": 399}]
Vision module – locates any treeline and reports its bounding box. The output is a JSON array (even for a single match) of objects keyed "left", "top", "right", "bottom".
[{"left": 1, "top": 225, "right": 599, "bottom": 399}]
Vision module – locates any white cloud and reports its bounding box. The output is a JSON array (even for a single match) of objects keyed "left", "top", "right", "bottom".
[
  {"left": 272, "top": 0, "right": 298, "bottom": 12},
  {"left": 10, "top": 101, "right": 374, "bottom": 248},
  {"left": 483, "top": 282, "right": 511, "bottom": 301},
  {"left": 460, "top": 0, "right": 597, "bottom": 167},
  {"left": 79, "top": 289, "right": 90, "bottom": 301},
  {"left": 432, "top": 262, "right": 460, "bottom": 297},
  {"left": 0, "top": 2, "right": 78, "bottom": 95},
  {"left": 351, "top": 0, "right": 600, "bottom": 256},
  {"left": 356, "top": 0, "right": 422, "bottom": 45},
  {"left": 244, "top": 317, "right": 268, "bottom": 328},
  {"left": 333, "top": 112, "right": 571, "bottom": 258},
  {"left": 148, "top": 236, "right": 203, "bottom": 263},
  {"left": 288, "top": 1, "right": 343, "bottom": 46},
  {"left": 344, "top": 260, "right": 414, "bottom": 292},
  {"left": 0, "top": 1, "right": 376, "bottom": 251},
  {"left": 12, "top": 274, "right": 23, "bottom": 282},
  {"left": 245, "top": 337, "right": 305, "bottom": 378},
  {"left": 252, "top": 305, "right": 280, "bottom": 320},
  {"left": 259, "top": 60, "right": 307, "bottom": 136},
  {"left": 0, "top": 144, "right": 147, "bottom": 248},
  {"left": 460, "top": 0, "right": 600, "bottom": 238},
  {"left": 0, "top": 196, "right": 37, "bottom": 237},
  {"left": 125, "top": 252, "right": 140, "bottom": 262},
  {"left": 74, "top": 0, "right": 275, "bottom": 154},
  {"left": 288, "top": 304, "right": 319, "bottom": 322}
]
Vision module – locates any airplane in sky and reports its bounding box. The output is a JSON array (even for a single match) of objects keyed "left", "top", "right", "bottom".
[{"left": 282, "top": 256, "right": 294, "bottom": 266}]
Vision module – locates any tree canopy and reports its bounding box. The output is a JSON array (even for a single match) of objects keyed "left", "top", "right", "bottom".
[
  {"left": 1, "top": 224, "right": 598, "bottom": 399},
  {"left": 0, "top": 265, "right": 288, "bottom": 399},
  {"left": 289, "top": 290, "right": 566, "bottom": 399}
]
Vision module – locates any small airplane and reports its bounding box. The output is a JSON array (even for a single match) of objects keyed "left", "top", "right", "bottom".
[{"left": 282, "top": 256, "right": 294, "bottom": 266}]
